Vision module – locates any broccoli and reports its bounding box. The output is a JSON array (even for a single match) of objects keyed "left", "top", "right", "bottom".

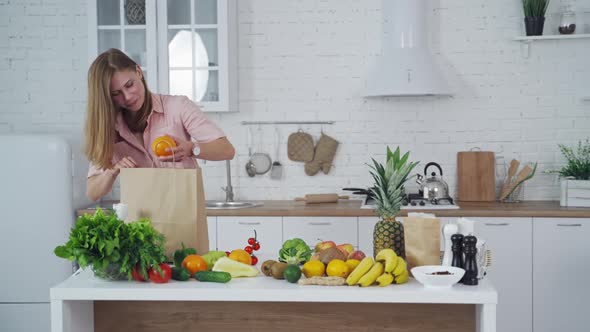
[{"left": 278, "top": 238, "right": 312, "bottom": 265}]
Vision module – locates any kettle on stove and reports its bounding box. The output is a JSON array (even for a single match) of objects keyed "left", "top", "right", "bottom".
[{"left": 416, "top": 162, "right": 451, "bottom": 203}]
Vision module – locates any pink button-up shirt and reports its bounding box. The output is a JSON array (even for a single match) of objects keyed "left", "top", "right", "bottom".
[{"left": 87, "top": 93, "right": 225, "bottom": 178}]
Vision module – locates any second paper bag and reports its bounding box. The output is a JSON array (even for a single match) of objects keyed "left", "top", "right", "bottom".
[
  {"left": 120, "top": 167, "right": 209, "bottom": 258},
  {"left": 403, "top": 216, "right": 441, "bottom": 272}
]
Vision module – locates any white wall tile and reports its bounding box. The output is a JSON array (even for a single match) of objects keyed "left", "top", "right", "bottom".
[{"left": 1, "top": 0, "right": 589, "bottom": 203}]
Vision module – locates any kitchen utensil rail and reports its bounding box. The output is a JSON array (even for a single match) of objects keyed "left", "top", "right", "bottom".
[{"left": 241, "top": 121, "right": 334, "bottom": 125}]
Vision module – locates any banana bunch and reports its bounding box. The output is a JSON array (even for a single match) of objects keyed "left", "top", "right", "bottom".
[{"left": 345, "top": 249, "right": 409, "bottom": 287}]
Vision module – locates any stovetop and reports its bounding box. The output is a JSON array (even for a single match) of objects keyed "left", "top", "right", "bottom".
[
  {"left": 361, "top": 193, "right": 460, "bottom": 210},
  {"left": 343, "top": 187, "right": 460, "bottom": 210}
]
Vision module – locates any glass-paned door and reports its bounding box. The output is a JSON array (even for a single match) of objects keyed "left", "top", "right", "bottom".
[
  {"left": 89, "top": 0, "right": 157, "bottom": 90},
  {"left": 158, "top": 0, "right": 228, "bottom": 110}
]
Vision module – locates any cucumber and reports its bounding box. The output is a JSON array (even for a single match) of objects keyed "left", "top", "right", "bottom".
[
  {"left": 171, "top": 267, "right": 191, "bottom": 281},
  {"left": 194, "top": 271, "right": 232, "bottom": 283}
]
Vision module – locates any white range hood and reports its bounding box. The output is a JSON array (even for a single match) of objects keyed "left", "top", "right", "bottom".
[{"left": 365, "top": 0, "right": 452, "bottom": 97}]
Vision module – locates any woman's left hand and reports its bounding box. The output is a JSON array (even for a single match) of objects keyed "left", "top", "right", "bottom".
[{"left": 157, "top": 135, "right": 194, "bottom": 162}]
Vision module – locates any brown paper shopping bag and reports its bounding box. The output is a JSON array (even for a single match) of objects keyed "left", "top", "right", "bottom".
[
  {"left": 403, "top": 216, "right": 441, "bottom": 272},
  {"left": 120, "top": 167, "right": 209, "bottom": 259}
]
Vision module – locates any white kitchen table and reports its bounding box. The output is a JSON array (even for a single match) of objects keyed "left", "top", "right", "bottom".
[{"left": 51, "top": 268, "right": 497, "bottom": 332}]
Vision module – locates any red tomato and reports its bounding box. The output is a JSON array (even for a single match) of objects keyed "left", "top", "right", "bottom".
[
  {"left": 148, "top": 264, "right": 172, "bottom": 283},
  {"left": 252, "top": 242, "right": 260, "bottom": 251},
  {"left": 132, "top": 264, "right": 147, "bottom": 282},
  {"left": 251, "top": 255, "right": 258, "bottom": 265},
  {"left": 247, "top": 237, "right": 256, "bottom": 245},
  {"left": 244, "top": 246, "right": 253, "bottom": 254}
]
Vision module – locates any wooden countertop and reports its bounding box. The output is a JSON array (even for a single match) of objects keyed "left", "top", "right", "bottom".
[{"left": 77, "top": 200, "right": 590, "bottom": 218}]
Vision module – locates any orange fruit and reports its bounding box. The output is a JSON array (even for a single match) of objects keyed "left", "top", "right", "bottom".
[
  {"left": 181, "top": 254, "right": 208, "bottom": 276},
  {"left": 228, "top": 249, "right": 252, "bottom": 265},
  {"left": 151, "top": 135, "right": 176, "bottom": 157}
]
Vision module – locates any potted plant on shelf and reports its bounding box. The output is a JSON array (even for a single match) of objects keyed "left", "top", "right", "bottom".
[
  {"left": 549, "top": 139, "right": 590, "bottom": 207},
  {"left": 370, "top": 147, "right": 419, "bottom": 258},
  {"left": 522, "top": 0, "right": 550, "bottom": 36}
]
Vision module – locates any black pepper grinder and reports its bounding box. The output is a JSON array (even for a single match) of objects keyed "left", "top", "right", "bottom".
[
  {"left": 451, "top": 234, "right": 464, "bottom": 269},
  {"left": 461, "top": 235, "right": 478, "bottom": 285}
]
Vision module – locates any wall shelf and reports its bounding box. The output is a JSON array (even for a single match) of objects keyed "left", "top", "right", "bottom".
[
  {"left": 514, "top": 33, "right": 590, "bottom": 41},
  {"left": 513, "top": 33, "right": 590, "bottom": 59}
]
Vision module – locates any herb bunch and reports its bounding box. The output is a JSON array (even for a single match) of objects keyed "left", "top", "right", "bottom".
[
  {"left": 522, "top": 0, "right": 549, "bottom": 18},
  {"left": 54, "top": 209, "right": 166, "bottom": 280},
  {"left": 552, "top": 139, "right": 590, "bottom": 180}
]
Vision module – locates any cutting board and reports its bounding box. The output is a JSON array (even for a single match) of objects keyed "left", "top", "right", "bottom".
[{"left": 457, "top": 151, "right": 496, "bottom": 202}]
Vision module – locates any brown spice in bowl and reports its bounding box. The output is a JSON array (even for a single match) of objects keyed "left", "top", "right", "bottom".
[{"left": 428, "top": 271, "right": 453, "bottom": 275}]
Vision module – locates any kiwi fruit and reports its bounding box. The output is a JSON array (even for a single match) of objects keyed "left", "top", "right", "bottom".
[
  {"left": 261, "top": 260, "right": 277, "bottom": 277},
  {"left": 270, "top": 262, "right": 288, "bottom": 279}
]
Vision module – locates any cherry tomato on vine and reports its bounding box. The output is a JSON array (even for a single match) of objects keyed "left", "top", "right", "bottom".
[
  {"left": 244, "top": 246, "right": 253, "bottom": 254},
  {"left": 247, "top": 237, "right": 256, "bottom": 245},
  {"left": 251, "top": 255, "right": 258, "bottom": 265},
  {"left": 252, "top": 242, "right": 260, "bottom": 251}
]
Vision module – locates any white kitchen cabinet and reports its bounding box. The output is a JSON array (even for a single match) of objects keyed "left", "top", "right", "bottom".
[
  {"left": 532, "top": 218, "right": 590, "bottom": 332},
  {"left": 0, "top": 303, "right": 50, "bottom": 332},
  {"left": 216, "top": 217, "right": 283, "bottom": 258},
  {"left": 207, "top": 216, "right": 217, "bottom": 251},
  {"left": 88, "top": 0, "right": 237, "bottom": 112},
  {"left": 283, "top": 217, "right": 358, "bottom": 250},
  {"left": 358, "top": 216, "right": 455, "bottom": 257},
  {"left": 358, "top": 217, "right": 379, "bottom": 255},
  {"left": 473, "top": 217, "right": 532, "bottom": 332}
]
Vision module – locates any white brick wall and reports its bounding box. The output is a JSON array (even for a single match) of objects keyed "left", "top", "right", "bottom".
[{"left": 1, "top": 0, "right": 589, "bottom": 203}]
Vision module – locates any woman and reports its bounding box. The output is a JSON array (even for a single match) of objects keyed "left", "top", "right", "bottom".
[{"left": 84, "top": 48, "right": 235, "bottom": 201}]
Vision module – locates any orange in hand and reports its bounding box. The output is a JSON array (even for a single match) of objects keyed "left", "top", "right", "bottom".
[
  {"left": 151, "top": 135, "right": 177, "bottom": 157},
  {"left": 228, "top": 249, "right": 252, "bottom": 265},
  {"left": 181, "top": 254, "right": 208, "bottom": 276}
]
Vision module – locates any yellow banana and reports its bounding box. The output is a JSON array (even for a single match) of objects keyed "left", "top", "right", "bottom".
[
  {"left": 375, "top": 248, "right": 398, "bottom": 273},
  {"left": 358, "top": 262, "right": 384, "bottom": 287},
  {"left": 345, "top": 257, "right": 374, "bottom": 286},
  {"left": 394, "top": 269, "right": 409, "bottom": 284},
  {"left": 376, "top": 272, "right": 394, "bottom": 287},
  {"left": 392, "top": 256, "right": 407, "bottom": 277}
]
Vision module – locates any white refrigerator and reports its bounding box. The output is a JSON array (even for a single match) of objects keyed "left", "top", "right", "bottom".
[{"left": 0, "top": 135, "right": 74, "bottom": 332}]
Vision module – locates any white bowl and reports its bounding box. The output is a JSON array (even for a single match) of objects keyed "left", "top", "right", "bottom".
[{"left": 411, "top": 265, "right": 465, "bottom": 288}]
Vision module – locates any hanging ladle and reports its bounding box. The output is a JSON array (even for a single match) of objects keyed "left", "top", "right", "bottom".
[{"left": 245, "top": 127, "right": 256, "bottom": 177}]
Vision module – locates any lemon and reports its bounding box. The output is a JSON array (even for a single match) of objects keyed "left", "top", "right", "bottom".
[
  {"left": 345, "top": 259, "right": 360, "bottom": 271},
  {"left": 302, "top": 260, "right": 325, "bottom": 278},
  {"left": 326, "top": 259, "right": 350, "bottom": 278}
]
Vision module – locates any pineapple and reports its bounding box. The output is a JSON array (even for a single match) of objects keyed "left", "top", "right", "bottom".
[{"left": 370, "top": 146, "right": 419, "bottom": 258}]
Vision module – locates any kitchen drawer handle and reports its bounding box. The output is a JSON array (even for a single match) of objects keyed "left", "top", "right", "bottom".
[
  {"left": 557, "top": 223, "right": 582, "bottom": 227},
  {"left": 484, "top": 223, "right": 509, "bottom": 226},
  {"left": 308, "top": 222, "right": 332, "bottom": 226},
  {"left": 238, "top": 222, "right": 261, "bottom": 225}
]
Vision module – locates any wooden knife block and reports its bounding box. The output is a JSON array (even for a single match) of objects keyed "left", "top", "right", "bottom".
[{"left": 457, "top": 151, "right": 496, "bottom": 202}]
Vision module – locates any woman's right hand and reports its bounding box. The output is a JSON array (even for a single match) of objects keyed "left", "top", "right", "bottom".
[{"left": 110, "top": 156, "right": 137, "bottom": 176}]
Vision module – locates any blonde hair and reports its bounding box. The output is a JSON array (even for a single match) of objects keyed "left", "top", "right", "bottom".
[{"left": 84, "top": 48, "right": 152, "bottom": 169}]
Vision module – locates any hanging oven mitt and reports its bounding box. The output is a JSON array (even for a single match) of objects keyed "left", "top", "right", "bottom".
[
  {"left": 287, "top": 130, "right": 315, "bottom": 162},
  {"left": 305, "top": 133, "right": 339, "bottom": 176}
]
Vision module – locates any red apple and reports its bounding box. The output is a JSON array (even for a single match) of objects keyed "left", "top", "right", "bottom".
[
  {"left": 336, "top": 243, "right": 354, "bottom": 256},
  {"left": 314, "top": 240, "right": 336, "bottom": 253},
  {"left": 348, "top": 250, "right": 366, "bottom": 261}
]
